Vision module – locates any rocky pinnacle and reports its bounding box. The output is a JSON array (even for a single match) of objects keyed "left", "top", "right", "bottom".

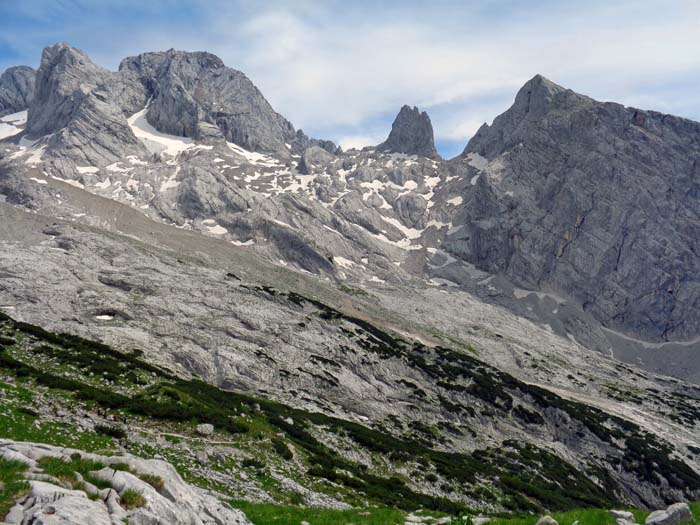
[{"left": 377, "top": 105, "right": 439, "bottom": 159}]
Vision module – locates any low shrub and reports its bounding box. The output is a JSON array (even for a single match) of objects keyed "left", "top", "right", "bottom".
[
  {"left": 120, "top": 488, "right": 145, "bottom": 509},
  {"left": 94, "top": 424, "right": 127, "bottom": 440},
  {"left": 272, "top": 438, "right": 293, "bottom": 460}
]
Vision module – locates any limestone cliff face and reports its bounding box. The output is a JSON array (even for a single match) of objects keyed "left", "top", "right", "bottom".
[
  {"left": 118, "top": 49, "right": 298, "bottom": 156},
  {"left": 447, "top": 74, "right": 700, "bottom": 342}
]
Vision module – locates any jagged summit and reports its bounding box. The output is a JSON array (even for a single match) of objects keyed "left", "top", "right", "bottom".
[
  {"left": 377, "top": 104, "right": 439, "bottom": 159},
  {"left": 26, "top": 42, "right": 113, "bottom": 138},
  {"left": 14, "top": 43, "right": 338, "bottom": 158},
  {"left": 463, "top": 73, "right": 588, "bottom": 157}
]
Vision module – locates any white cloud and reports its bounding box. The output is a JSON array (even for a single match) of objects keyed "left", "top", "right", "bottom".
[
  {"left": 337, "top": 134, "right": 385, "bottom": 151},
  {"left": 206, "top": 0, "right": 700, "bottom": 145}
]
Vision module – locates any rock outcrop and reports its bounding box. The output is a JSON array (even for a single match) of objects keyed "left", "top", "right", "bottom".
[
  {"left": 377, "top": 105, "right": 439, "bottom": 159},
  {"left": 0, "top": 439, "right": 251, "bottom": 524},
  {"left": 0, "top": 65, "right": 35, "bottom": 116},
  {"left": 645, "top": 503, "right": 694, "bottom": 525}
]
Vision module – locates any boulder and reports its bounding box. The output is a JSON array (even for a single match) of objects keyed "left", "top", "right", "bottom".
[
  {"left": 667, "top": 503, "right": 693, "bottom": 523},
  {"left": 536, "top": 517, "right": 558, "bottom": 525},
  {"left": 19, "top": 481, "right": 112, "bottom": 525},
  {"left": 196, "top": 423, "right": 214, "bottom": 436},
  {"left": 644, "top": 504, "right": 693, "bottom": 525},
  {"left": 617, "top": 519, "right": 637, "bottom": 525},
  {"left": 611, "top": 511, "right": 636, "bottom": 521}
]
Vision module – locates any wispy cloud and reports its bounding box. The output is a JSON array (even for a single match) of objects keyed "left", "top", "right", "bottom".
[{"left": 1, "top": 0, "right": 699, "bottom": 158}]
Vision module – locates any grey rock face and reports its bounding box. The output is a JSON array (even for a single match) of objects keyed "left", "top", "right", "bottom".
[
  {"left": 448, "top": 74, "right": 700, "bottom": 341},
  {"left": 1, "top": 190, "right": 700, "bottom": 508},
  {"left": 0, "top": 65, "right": 35, "bottom": 116},
  {"left": 26, "top": 43, "right": 145, "bottom": 167},
  {"left": 377, "top": 105, "right": 439, "bottom": 159},
  {"left": 119, "top": 49, "right": 297, "bottom": 155},
  {"left": 27, "top": 43, "right": 110, "bottom": 137},
  {"left": 298, "top": 145, "right": 335, "bottom": 174},
  {"left": 3, "top": 44, "right": 700, "bottom": 512}
]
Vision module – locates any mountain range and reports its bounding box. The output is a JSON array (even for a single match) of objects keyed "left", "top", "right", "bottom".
[{"left": 0, "top": 43, "right": 699, "bottom": 523}]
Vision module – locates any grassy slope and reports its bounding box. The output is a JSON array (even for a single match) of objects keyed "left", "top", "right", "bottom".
[
  {"left": 491, "top": 503, "right": 700, "bottom": 525},
  {"left": 0, "top": 457, "right": 29, "bottom": 517},
  {"left": 232, "top": 501, "right": 406, "bottom": 525},
  {"left": 231, "top": 502, "right": 700, "bottom": 525}
]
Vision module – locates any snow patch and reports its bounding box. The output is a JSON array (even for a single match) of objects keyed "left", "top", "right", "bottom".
[
  {"left": 334, "top": 256, "right": 355, "bottom": 269},
  {"left": 429, "top": 277, "right": 459, "bottom": 287},
  {"left": 76, "top": 166, "right": 99, "bottom": 174},
  {"left": 128, "top": 107, "right": 194, "bottom": 156},
  {"left": 206, "top": 224, "right": 227, "bottom": 235},
  {"left": 126, "top": 156, "right": 148, "bottom": 166},
  {"left": 106, "top": 162, "right": 132, "bottom": 173},
  {"left": 96, "top": 178, "right": 111, "bottom": 190},
  {"left": 227, "top": 142, "right": 279, "bottom": 166},
  {"left": 466, "top": 152, "right": 488, "bottom": 171},
  {"left": 51, "top": 176, "right": 84, "bottom": 189},
  {"left": 0, "top": 110, "right": 27, "bottom": 140},
  {"left": 160, "top": 166, "right": 181, "bottom": 191}
]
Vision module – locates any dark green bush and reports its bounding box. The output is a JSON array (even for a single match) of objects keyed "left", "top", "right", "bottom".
[
  {"left": 94, "top": 424, "right": 126, "bottom": 440},
  {"left": 272, "top": 438, "right": 293, "bottom": 460}
]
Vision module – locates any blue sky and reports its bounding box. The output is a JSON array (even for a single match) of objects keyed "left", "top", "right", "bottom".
[{"left": 1, "top": 0, "right": 699, "bottom": 158}]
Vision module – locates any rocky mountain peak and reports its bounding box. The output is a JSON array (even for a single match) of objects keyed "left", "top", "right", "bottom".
[
  {"left": 463, "top": 74, "right": 588, "bottom": 158},
  {"left": 377, "top": 104, "right": 439, "bottom": 159},
  {"left": 26, "top": 42, "right": 111, "bottom": 138},
  {"left": 508, "top": 73, "right": 594, "bottom": 122},
  {"left": 118, "top": 48, "right": 298, "bottom": 154},
  {"left": 0, "top": 65, "right": 36, "bottom": 117}
]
